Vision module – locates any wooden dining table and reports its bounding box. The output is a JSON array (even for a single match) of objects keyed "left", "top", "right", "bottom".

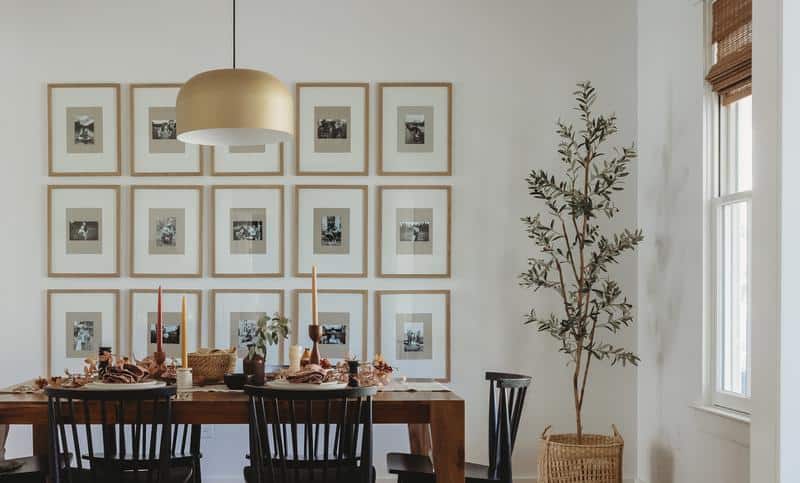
[{"left": 0, "top": 388, "right": 465, "bottom": 483}]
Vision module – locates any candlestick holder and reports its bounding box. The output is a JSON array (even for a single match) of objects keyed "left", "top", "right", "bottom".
[
  {"left": 308, "top": 325, "right": 323, "bottom": 365},
  {"left": 154, "top": 350, "right": 166, "bottom": 365}
]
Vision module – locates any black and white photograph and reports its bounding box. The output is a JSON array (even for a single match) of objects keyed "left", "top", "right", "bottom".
[
  {"left": 229, "top": 312, "right": 264, "bottom": 355},
  {"left": 65, "top": 106, "right": 104, "bottom": 155},
  {"left": 396, "top": 105, "right": 434, "bottom": 154},
  {"left": 317, "top": 118, "right": 348, "bottom": 139},
  {"left": 399, "top": 219, "right": 431, "bottom": 242},
  {"left": 321, "top": 324, "right": 347, "bottom": 345},
  {"left": 317, "top": 311, "right": 350, "bottom": 359},
  {"left": 69, "top": 221, "right": 99, "bottom": 241},
  {"left": 151, "top": 119, "right": 177, "bottom": 140},
  {"left": 395, "top": 312, "right": 433, "bottom": 360},
  {"left": 147, "top": 106, "right": 185, "bottom": 154},
  {"left": 313, "top": 206, "right": 351, "bottom": 255},
  {"left": 148, "top": 208, "right": 185, "bottom": 255},
  {"left": 313, "top": 106, "right": 352, "bottom": 153},
  {"left": 396, "top": 207, "right": 434, "bottom": 255},
  {"left": 321, "top": 214, "right": 343, "bottom": 247},
  {"left": 229, "top": 207, "right": 268, "bottom": 255},
  {"left": 149, "top": 321, "right": 181, "bottom": 345},
  {"left": 65, "top": 207, "right": 103, "bottom": 255},
  {"left": 233, "top": 220, "right": 263, "bottom": 241},
  {"left": 65, "top": 312, "right": 102, "bottom": 359},
  {"left": 404, "top": 113, "right": 425, "bottom": 145},
  {"left": 74, "top": 115, "right": 96, "bottom": 145},
  {"left": 156, "top": 216, "right": 177, "bottom": 247}
]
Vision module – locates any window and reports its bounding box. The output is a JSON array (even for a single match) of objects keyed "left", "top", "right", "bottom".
[
  {"left": 711, "top": 96, "right": 752, "bottom": 412},
  {"left": 706, "top": 0, "right": 752, "bottom": 414}
]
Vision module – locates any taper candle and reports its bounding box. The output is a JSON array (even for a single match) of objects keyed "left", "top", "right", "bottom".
[
  {"left": 180, "top": 296, "right": 188, "bottom": 368},
  {"left": 156, "top": 285, "right": 163, "bottom": 354},
  {"left": 311, "top": 265, "right": 319, "bottom": 325}
]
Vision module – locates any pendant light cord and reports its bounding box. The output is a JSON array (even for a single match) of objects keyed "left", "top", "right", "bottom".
[{"left": 232, "top": 0, "right": 236, "bottom": 69}]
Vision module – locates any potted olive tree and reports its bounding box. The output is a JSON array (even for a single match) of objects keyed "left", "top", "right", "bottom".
[{"left": 520, "top": 82, "right": 642, "bottom": 482}]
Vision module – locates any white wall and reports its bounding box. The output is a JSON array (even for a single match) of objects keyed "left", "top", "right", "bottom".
[
  {"left": 636, "top": 1, "right": 750, "bottom": 482},
  {"left": 0, "top": 1, "right": 639, "bottom": 481}
]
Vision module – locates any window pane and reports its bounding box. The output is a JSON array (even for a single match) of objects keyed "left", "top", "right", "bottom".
[
  {"left": 721, "top": 96, "right": 752, "bottom": 195},
  {"left": 719, "top": 200, "right": 751, "bottom": 396}
]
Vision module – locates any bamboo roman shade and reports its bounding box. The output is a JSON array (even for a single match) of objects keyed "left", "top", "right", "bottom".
[{"left": 706, "top": 0, "right": 752, "bottom": 105}]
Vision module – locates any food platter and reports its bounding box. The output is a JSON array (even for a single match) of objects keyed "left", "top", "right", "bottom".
[
  {"left": 265, "top": 380, "right": 348, "bottom": 391},
  {"left": 83, "top": 380, "right": 167, "bottom": 391}
]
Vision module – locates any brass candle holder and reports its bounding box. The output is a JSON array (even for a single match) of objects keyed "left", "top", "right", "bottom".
[{"left": 308, "top": 325, "right": 323, "bottom": 365}]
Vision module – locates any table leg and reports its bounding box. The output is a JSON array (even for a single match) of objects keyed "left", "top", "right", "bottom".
[
  {"left": 407, "top": 424, "right": 432, "bottom": 456},
  {"left": 33, "top": 424, "right": 49, "bottom": 458},
  {"left": 430, "top": 401, "right": 465, "bottom": 483}
]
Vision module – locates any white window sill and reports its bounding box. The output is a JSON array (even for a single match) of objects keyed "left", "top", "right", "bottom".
[{"left": 690, "top": 402, "right": 750, "bottom": 447}]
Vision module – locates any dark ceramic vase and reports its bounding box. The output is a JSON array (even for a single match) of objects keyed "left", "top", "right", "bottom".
[{"left": 243, "top": 352, "right": 266, "bottom": 386}]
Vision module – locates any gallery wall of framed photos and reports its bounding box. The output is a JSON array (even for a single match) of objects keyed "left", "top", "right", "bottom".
[{"left": 45, "top": 80, "right": 455, "bottom": 380}]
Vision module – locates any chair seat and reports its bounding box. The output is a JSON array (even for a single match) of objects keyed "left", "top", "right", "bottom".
[
  {"left": 63, "top": 466, "right": 193, "bottom": 483},
  {"left": 387, "top": 453, "right": 500, "bottom": 482},
  {"left": 0, "top": 456, "right": 46, "bottom": 482},
  {"left": 244, "top": 465, "right": 374, "bottom": 483}
]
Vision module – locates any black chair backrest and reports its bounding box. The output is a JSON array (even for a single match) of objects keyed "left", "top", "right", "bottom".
[
  {"left": 45, "top": 385, "right": 177, "bottom": 483},
  {"left": 486, "top": 372, "right": 532, "bottom": 482},
  {"left": 245, "top": 385, "right": 377, "bottom": 483}
]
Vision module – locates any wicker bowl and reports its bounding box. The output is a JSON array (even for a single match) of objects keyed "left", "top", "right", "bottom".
[
  {"left": 187, "top": 348, "right": 237, "bottom": 384},
  {"left": 537, "top": 425, "right": 623, "bottom": 483}
]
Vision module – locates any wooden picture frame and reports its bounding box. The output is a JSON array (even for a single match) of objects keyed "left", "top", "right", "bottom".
[
  {"left": 128, "top": 289, "right": 202, "bottom": 359},
  {"left": 210, "top": 289, "right": 286, "bottom": 364},
  {"left": 377, "top": 185, "right": 452, "bottom": 278},
  {"left": 211, "top": 184, "right": 285, "bottom": 278},
  {"left": 48, "top": 83, "right": 121, "bottom": 176},
  {"left": 130, "top": 83, "right": 204, "bottom": 176},
  {"left": 130, "top": 185, "right": 203, "bottom": 278},
  {"left": 211, "top": 143, "right": 284, "bottom": 176},
  {"left": 47, "top": 289, "right": 120, "bottom": 377},
  {"left": 47, "top": 184, "right": 121, "bottom": 278},
  {"left": 375, "top": 290, "right": 451, "bottom": 382},
  {"left": 293, "top": 289, "right": 368, "bottom": 361},
  {"left": 294, "top": 185, "right": 369, "bottom": 278},
  {"left": 377, "top": 82, "right": 452, "bottom": 176},
  {"left": 295, "top": 82, "right": 369, "bottom": 176}
]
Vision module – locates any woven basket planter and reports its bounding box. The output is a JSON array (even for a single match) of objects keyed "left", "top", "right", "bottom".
[
  {"left": 187, "top": 348, "right": 237, "bottom": 383},
  {"left": 537, "top": 425, "right": 623, "bottom": 483}
]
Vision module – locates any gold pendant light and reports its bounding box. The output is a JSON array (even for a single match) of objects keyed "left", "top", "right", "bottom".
[{"left": 176, "top": 0, "right": 293, "bottom": 146}]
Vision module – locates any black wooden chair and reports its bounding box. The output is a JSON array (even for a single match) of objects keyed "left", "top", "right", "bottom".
[
  {"left": 387, "top": 372, "right": 532, "bottom": 483},
  {"left": 243, "top": 385, "right": 377, "bottom": 483},
  {"left": 45, "top": 385, "right": 194, "bottom": 483}
]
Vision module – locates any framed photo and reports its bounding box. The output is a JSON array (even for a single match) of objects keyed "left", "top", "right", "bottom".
[
  {"left": 211, "top": 289, "right": 285, "bottom": 365},
  {"left": 48, "top": 185, "right": 120, "bottom": 277},
  {"left": 294, "top": 185, "right": 368, "bottom": 277},
  {"left": 48, "top": 83, "right": 121, "bottom": 176},
  {"left": 295, "top": 83, "right": 369, "bottom": 175},
  {"left": 378, "top": 82, "right": 452, "bottom": 176},
  {"left": 293, "top": 289, "right": 368, "bottom": 362},
  {"left": 378, "top": 185, "right": 451, "bottom": 278},
  {"left": 211, "top": 143, "right": 284, "bottom": 176},
  {"left": 211, "top": 185, "right": 284, "bottom": 277},
  {"left": 129, "top": 289, "right": 201, "bottom": 360},
  {"left": 131, "top": 185, "right": 203, "bottom": 278},
  {"left": 131, "top": 83, "right": 203, "bottom": 176},
  {"left": 376, "top": 290, "right": 450, "bottom": 382},
  {"left": 47, "top": 289, "right": 120, "bottom": 376}
]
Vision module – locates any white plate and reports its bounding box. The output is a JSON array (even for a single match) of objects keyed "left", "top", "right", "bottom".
[
  {"left": 265, "top": 380, "right": 348, "bottom": 391},
  {"left": 83, "top": 380, "right": 167, "bottom": 391}
]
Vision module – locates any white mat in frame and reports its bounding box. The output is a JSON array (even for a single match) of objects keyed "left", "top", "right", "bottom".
[
  {"left": 210, "top": 289, "right": 285, "bottom": 366},
  {"left": 47, "top": 289, "right": 119, "bottom": 376},
  {"left": 293, "top": 289, "right": 368, "bottom": 362}
]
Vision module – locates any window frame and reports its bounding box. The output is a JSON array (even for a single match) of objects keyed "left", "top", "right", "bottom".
[{"left": 703, "top": 0, "right": 752, "bottom": 416}]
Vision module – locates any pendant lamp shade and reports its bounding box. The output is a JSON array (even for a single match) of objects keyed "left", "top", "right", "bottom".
[{"left": 176, "top": 68, "right": 293, "bottom": 146}]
